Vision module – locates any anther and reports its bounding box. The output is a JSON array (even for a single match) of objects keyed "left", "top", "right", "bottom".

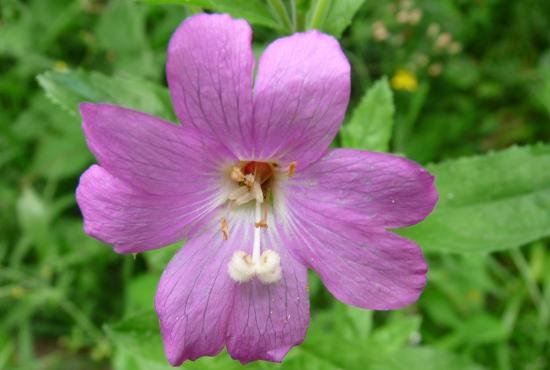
[
  {"left": 255, "top": 220, "right": 268, "bottom": 228},
  {"left": 230, "top": 167, "right": 245, "bottom": 182},
  {"left": 243, "top": 173, "right": 255, "bottom": 188},
  {"left": 221, "top": 218, "right": 229, "bottom": 240},
  {"left": 288, "top": 161, "right": 297, "bottom": 177}
]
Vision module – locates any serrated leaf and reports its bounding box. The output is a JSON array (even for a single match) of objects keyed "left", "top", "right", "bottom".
[
  {"left": 342, "top": 77, "right": 395, "bottom": 152},
  {"left": 37, "top": 70, "right": 175, "bottom": 121},
  {"left": 319, "top": 0, "right": 366, "bottom": 37},
  {"left": 139, "top": 0, "right": 280, "bottom": 30},
  {"left": 399, "top": 145, "right": 550, "bottom": 253}
]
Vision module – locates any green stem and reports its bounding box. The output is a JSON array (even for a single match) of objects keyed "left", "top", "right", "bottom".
[
  {"left": 267, "top": 0, "right": 293, "bottom": 33},
  {"left": 58, "top": 298, "right": 104, "bottom": 343},
  {"left": 308, "top": 0, "right": 331, "bottom": 30},
  {"left": 510, "top": 248, "right": 549, "bottom": 326}
]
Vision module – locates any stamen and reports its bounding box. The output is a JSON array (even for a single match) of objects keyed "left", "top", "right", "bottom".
[
  {"left": 243, "top": 173, "right": 255, "bottom": 188},
  {"left": 221, "top": 217, "right": 229, "bottom": 240},
  {"left": 228, "top": 186, "right": 248, "bottom": 201},
  {"left": 252, "top": 182, "right": 264, "bottom": 203},
  {"left": 255, "top": 220, "right": 268, "bottom": 228},
  {"left": 230, "top": 167, "right": 245, "bottom": 182},
  {"left": 288, "top": 161, "right": 297, "bottom": 177}
]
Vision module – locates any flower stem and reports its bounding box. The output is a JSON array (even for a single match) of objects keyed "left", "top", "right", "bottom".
[{"left": 510, "top": 248, "right": 549, "bottom": 327}]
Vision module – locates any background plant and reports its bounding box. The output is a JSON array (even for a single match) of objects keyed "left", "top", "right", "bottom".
[{"left": 1, "top": 0, "right": 549, "bottom": 369}]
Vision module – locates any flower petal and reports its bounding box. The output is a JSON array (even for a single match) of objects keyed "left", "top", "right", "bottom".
[
  {"left": 80, "top": 103, "right": 234, "bottom": 196},
  {"left": 155, "top": 219, "right": 237, "bottom": 366},
  {"left": 76, "top": 165, "right": 215, "bottom": 253},
  {"left": 253, "top": 31, "right": 350, "bottom": 168},
  {"left": 226, "top": 221, "right": 309, "bottom": 364},
  {"left": 283, "top": 211, "right": 427, "bottom": 310},
  {"left": 155, "top": 209, "right": 309, "bottom": 365},
  {"left": 166, "top": 14, "right": 255, "bottom": 158},
  {"left": 286, "top": 148, "right": 438, "bottom": 228},
  {"left": 279, "top": 148, "right": 437, "bottom": 309}
]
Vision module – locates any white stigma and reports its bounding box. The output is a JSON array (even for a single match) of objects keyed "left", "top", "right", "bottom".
[
  {"left": 252, "top": 199, "right": 262, "bottom": 263},
  {"left": 228, "top": 249, "right": 282, "bottom": 284}
]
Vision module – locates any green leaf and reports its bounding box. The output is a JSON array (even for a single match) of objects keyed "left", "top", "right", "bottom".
[
  {"left": 16, "top": 187, "right": 53, "bottom": 251},
  {"left": 37, "top": 70, "right": 175, "bottom": 121},
  {"left": 318, "top": 0, "right": 366, "bottom": 37},
  {"left": 399, "top": 144, "right": 550, "bottom": 253},
  {"left": 371, "top": 315, "right": 421, "bottom": 353},
  {"left": 106, "top": 311, "right": 171, "bottom": 370},
  {"left": 125, "top": 274, "right": 160, "bottom": 314},
  {"left": 139, "top": 0, "right": 281, "bottom": 30},
  {"left": 95, "top": 0, "right": 157, "bottom": 79},
  {"left": 367, "top": 347, "right": 485, "bottom": 370},
  {"left": 142, "top": 242, "right": 181, "bottom": 273},
  {"left": 342, "top": 77, "right": 395, "bottom": 152}
]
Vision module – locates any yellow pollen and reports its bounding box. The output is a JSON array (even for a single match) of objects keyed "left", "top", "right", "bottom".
[{"left": 288, "top": 161, "right": 297, "bottom": 177}]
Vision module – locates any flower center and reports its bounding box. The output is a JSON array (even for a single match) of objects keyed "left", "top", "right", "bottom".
[{"left": 223, "top": 160, "right": 296, "bottom": 284}]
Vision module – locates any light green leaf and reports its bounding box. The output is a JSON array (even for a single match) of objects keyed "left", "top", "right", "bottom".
[
  {"left": 342, "top": 77, "right": 395, "bottom": 152},
  {"left": 399, "top": 144, "right": 550, "bottom": 253},
  {"left": 37, "top": 70, "right": 175, "bottom": 121},
  {"left": 139, "top": 0, "right": 281, "bottom": 30},
  {"left": 318, "top": 0, "right": 366, "bottom": 37}
]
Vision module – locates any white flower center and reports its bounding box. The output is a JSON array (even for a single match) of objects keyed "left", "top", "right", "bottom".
[{"left": 223, "top": 161, "right": 296, "bottom": 284}]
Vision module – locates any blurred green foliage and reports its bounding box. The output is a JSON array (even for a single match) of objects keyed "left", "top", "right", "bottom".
[{"left": 1, "top": 0, "right": 550, "bottom": 369}]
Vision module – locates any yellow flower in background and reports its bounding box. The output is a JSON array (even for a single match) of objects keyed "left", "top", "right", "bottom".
[
  {"left": 391, "top": 69, "right": 418, "bottom": 92},
  {"left": 54, "top": 60, "right": 68, "bottom": 72}
]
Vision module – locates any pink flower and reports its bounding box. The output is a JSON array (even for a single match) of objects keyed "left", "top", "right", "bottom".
[{"left": 76, "top": 14, "right": 438, "bottom": 365}]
